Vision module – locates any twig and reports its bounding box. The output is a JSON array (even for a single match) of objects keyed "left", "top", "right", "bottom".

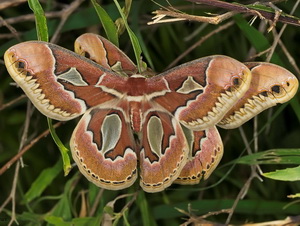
[
  {"left": 225, "top": 127, "right": 263, "bottom": 224},
  {"left": 238, "top": 127, "right": 253, "bottom": 155},
  {"left": 177, "top": 205, "right": 230, "bottom": 225},
  {"left": 166, "top": 20, "right": 234, "bottom": 69},
  {"left": 148, "top": 10, "right": 236, "bottom": 25},
  {"left": 0, "top": 11, "right": 61, "bottom": 27},
  {"left": 4, "top": 101, "right": 32, "bottom": 225},
  {"left": 266, "top": 0, "right": 300, "bottom": 62},
  {"left": 225, "top": 167, "right": 260, "bottom": 225},
  {"left": 277, "top": 38, "right": 300, "bottom": 75},
  {"left": 0, "top": 121, "right": 63, "bottom": 176},
  {"left": 101, "top": 193, "right": 138, "bottom": 225},
  {"left": 0, "top": 95, "right": 26, "bottom": 111},
  {"left": 0, "top": 0, "right": 27, "bottom": 10},
  {"left": 0, "top": 33, "right": 23, "bottom": 39},
  {"left": 0, "top": 16, "right": 21, "bottom": 42},
  {"left": 241, "top": 215, "right": 300, "bottom": 226},
  {"left": 50, "top": 0, "right": 85, "bottom": 43},
  {"left": 187, "top": 0, "right": 300, "bottom": 27},
  {"left": 89, "top": 188, "right": 104, "bottom": 217}
]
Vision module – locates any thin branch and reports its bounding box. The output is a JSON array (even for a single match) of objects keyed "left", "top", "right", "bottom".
[
  {"left": 266, "top": 0, "right": 300, "bottom": 62},
  {"left": 148, "top": 10, "right": 236, "bottom": 25},
  {"left": 0, "top": 95, "right": 26, "bottom": 111},
  {"left": 0, "top": 0, "right": 27, "bottom": 10},
  {"left": 0, "top": 33, "right": 23, "bottom": 39},
  {"left": 0, "top": 16, "right": 21, "bottom": 42},
  {"left": 277, "top": 38, "right": 300, "bottom": 75},
  {"left": 4, "top": 101, "right": 32, "bottom": 225},
  {"left": 0, "top": 122, "right": 62, "bottom": 176},
  {"left": 0, "top": 11, "right": 62, "bottom": 27},
  {"left": 241, "top": 215, "right": 300, "bottom": 226},
  {"left": 50, "top": 0, "right": 85, "bottom": 43},
  {"left": 225, "top": 127, "right": 263, "bottom": 224},
  {"left": 177, "top": 206, "right": 231, "bottom": 225},
  {"left": 187, "top": 0, "right": 300, "bottom": 26},
  {"left": 166, "top": 20, "right": 234, "bottom": 69},
  {"left": 89, "top": 188, "right": 104, "bottom": 217},
  {"left": 225, "top": 167, "right": 260, "bottom": 225}
]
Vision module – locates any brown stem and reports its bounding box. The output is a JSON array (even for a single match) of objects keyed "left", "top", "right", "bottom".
[
  {"left": 50, "top": 0, "right": 85, "bottom": 43},
  {"left": 187, "top": 0, "right": 300, "bottom": 26},
  {"left": 0, "top": 122, "right": 62, "bottom": 176},
  {"left": 166, "top": 20, "right": 234, "bottom": 69},
  {"left": 0, "top": 95, "right": 26, "bottom": 111}
]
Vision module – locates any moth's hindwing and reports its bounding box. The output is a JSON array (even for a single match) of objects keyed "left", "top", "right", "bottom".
[
  {"left": 218, "top": 62, "right": 299, "bottom": 129},
  {"left": 152, "top": 56, "right": 252, "bottom": 130},
  {"left": 74, "top": 33, "right": 137, "bottom": 76},
  {"left": 70, "top": 106, "right": 138, "bottom": 190},
  {"left": 4, "top": 41, "right": 123, "bottom": 121},
  {"left": 175, "top": 126, "right": 223, "bottom": 185},
  {"left": 139, "top": 110, "right": 189, "bottom": 192}
]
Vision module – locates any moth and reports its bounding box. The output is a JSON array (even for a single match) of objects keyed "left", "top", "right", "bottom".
[{"left": 4, "top": 33, "right": 298, "bottom": 192}]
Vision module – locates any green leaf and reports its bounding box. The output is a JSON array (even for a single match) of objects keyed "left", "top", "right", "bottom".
[
  {"left": 47, "top": 118, "right": 71, "bottom": 176},
  {"left": 233, "top": 14, "right": 281, "bottom": 64},
  {"left": 234, "top": 149, "right": 300, "bottom": 165},
  {"left": 91, "top": 0, "right": 119, "bottom": 46},
  {"left": 71, "top": 216, "right": 101, "bottom": 225},
  {"left": 28, "top": 0, "right": 48, "bottom": 42},
  {"left": 44, "top": 216, "right": 101, "bottom": 226},
  {"left": 113, "top": 0, "right": 142, "bottom": 72},
  {"left": 44, "top": 215, "right": 69, "bottom": 226},
  {"left": 136, "top": 191, "right": 157, "bottom": 226},
  {"left": 17, "top": 211, "right": 42, "bottom": 224},
  {"left": 153, "top": 199, "right": 300, "bottom": 219},
  {"left": 24, "top": 159, "right": 62, "bottom": 203},
  {"left": 263, "top": 166, "right": 300, "bottom": 181},
  {"left": 49, "top": 173, "right": 79, "bottom": 221}
]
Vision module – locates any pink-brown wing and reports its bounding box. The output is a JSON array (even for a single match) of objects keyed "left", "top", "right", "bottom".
[
  {"left": 70, "top": 105, "right": 138, "bottom": 190},
  {"left": 151, "top": 55, "right": 252, "bottom": 130},
  {"left": 4, "top": 41, "right": 126, "bottom": 121},
  {"left": 174, "top": 126, "right": 223, "bottom": 185},
  {"left": 218, "top": 62, "right": 299, "bottom": 129},
  {"left": 139, "top": 108, "right": 189, "bottom": 192},
  {"left": 74, "top": 33, "right": 137, "bottom": 75}
]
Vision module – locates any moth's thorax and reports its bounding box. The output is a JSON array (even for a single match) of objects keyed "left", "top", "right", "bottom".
[{"left": 125, "top": 76, "right": 169, "bottom": 97}]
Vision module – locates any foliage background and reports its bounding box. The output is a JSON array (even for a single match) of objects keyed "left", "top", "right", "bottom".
[{"left": 0, "top": 0, "right": 300, "bottom": 225}]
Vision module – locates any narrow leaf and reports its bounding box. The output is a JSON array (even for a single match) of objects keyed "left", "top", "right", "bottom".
[
  {"left": 234, "top": 149, "right": 300, "bottom": 165},
  {"left": 44, "top": 216, "right": 69, "bottom": 226},
  {"left": 233, "top": 14, "right": 281, "bottom": 64},
  {"left": 24, "top": 159, "right": 62, "bottom": 203},
  {"left": 136, "top": 191, "right": 157, "bottom": 226},
  {"left": 263, "top": 166, "right": 300, "bottom": 181},
  {"left": 28, "top": 0, "right": 48, "bottom": 42},
  {"left": 91, "top": 0, "right": 119, "bottom": 46},
  {"left": 153, "top": 199, "right": 300, "bottom": 219},
  {"left": 49, "top": 174, "right": 80, "bottom": 220},
  {"left": 47, "top": 118, "right": 71, "bottom": 176},
  {"left": 113, "top": 0, "right": 142, "bottom": 72},
  {"left": 71, "top": 217, "right": 101, "bottom": 225}
]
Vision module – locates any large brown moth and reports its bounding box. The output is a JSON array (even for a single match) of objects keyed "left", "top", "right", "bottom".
[{"left": 4, "top": 33, "right": 298, "bottom": 192}]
